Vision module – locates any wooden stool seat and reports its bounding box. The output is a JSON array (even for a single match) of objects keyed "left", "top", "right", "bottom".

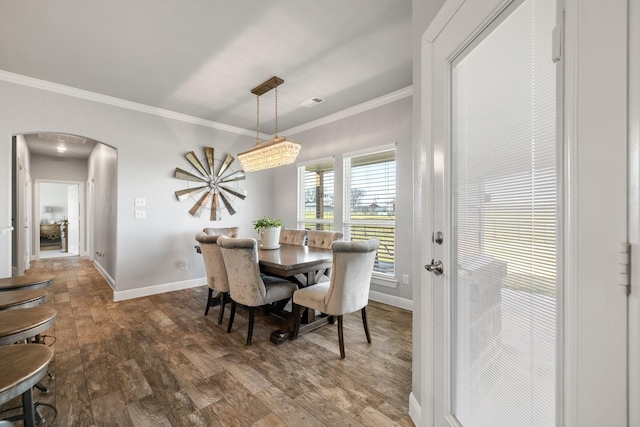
[
  {"left": 0, "top": 307, "right": 57, "bottom": 345},
  {"left": 0, "top": 275, "right": 55, "bottom": 292},
  {"left": 0, "top": 289, "right": 48, "bottom": 311},
  {"left": 0, "top": 344, "right": 54, "bottom": 426}
]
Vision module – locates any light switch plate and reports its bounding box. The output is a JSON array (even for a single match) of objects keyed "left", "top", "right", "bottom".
[{"left": 134, "top": 209, "right": 145, "bottom": 219}]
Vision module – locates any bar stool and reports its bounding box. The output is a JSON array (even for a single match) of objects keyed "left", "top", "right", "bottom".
[
  {"left": 0, "top": 307, "right": 57, "bottom": 346},
  {"left": 0, "top": 289, "right": 48, "bottom": 311},
  {"left": 0, "top": 344, "right": 54, "bottom": 427},
  {"left": 0, "top": 275, "right": 55, "bottom": 292}
]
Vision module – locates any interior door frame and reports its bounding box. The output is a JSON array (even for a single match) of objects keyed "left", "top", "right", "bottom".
[
  {"left": 34, "top": 179, "right": 84, "bottom": 259},
  {"left": 417, "top": 0, "right": 629, "bottom": 425}
]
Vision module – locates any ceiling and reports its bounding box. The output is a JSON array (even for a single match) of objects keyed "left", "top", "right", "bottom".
[{"left": 1, "top": 1, "right": 413, "bottom": 158}]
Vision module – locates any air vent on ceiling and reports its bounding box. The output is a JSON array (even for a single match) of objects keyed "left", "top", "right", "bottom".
[
  {"left": 300, "top": 97, "right": 325, "bottom": 108},
  {"left": 38, "top": 133, "right": 87, "bottom": 144}
]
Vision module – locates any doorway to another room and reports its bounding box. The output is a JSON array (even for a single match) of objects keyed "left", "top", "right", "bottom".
[{"left": 36, "top": 181, "right": 82, "bottom": 259}]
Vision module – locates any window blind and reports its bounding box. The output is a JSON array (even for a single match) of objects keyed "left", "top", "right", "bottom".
[
  {"left": 343, "top": 147, "right": 396, "bottom": 275},
  {"left": 297, "top": 159, "right": 335, "bottom": 230},
  {"left": 451, "top": 0, "right": 557, "bottom": 425}
]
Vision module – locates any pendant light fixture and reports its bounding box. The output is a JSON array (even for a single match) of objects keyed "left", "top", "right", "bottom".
[{"left": 238, "top": 76, "right": 301, "bottom": 172}]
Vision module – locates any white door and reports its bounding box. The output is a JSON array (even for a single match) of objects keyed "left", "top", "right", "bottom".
[
  {"left": 17, "top": 160, "right": 30, "bottom": 274},
  {"left": 421, "top": 0, "right": 628, "bottom": 426},
  {"left": 67, "top": 184, "right": 80, "bottom": 255}
]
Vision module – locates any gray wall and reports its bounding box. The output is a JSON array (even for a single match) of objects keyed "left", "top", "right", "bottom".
[
  {"left": 30, "top": 154, "right": 88, "bottom": 182},
  {"left": 0, "top": 79, "right": 271, "bottom": 291}
]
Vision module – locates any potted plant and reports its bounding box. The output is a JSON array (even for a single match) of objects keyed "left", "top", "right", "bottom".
[{"left": 253, "top": 216, "right": 283, "bottom": 249}]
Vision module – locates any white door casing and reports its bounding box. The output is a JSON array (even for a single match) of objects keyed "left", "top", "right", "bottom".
[
  {"left": 67, "top": 184, "right": 80, "bottom": 255},
  {"left": 419, "top": 0, "right": 628, "bottom": 426}
]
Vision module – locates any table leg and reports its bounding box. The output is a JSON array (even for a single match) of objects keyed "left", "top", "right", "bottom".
[{"left": 269, "top": 269, "right": 331, "bottom": 345}]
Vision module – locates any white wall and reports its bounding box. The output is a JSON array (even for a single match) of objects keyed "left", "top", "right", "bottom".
[
  {"left": 0, "top": 79, "right": 271, "bottom": 292},
  {"left": 31, "top": 154, "right": 88, "bottom": 182},
  {"left": 271, "top": 96, "right": 414, "bottom": 303}
]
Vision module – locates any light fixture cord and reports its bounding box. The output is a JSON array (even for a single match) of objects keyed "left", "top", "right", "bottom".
[
  {"left": 274, "top": 84, "right": 279, "bottom": 138},
  {"left": 256, "top": 94, "right": 260, "bottom": 146}
]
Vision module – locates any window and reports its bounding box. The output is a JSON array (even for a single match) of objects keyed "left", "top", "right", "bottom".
[
  {"left": 297, "top": 157, "right": 335, "bottom": 230},
  {"left": 343, "top": 145, "right": 395, "bottom": 276}
]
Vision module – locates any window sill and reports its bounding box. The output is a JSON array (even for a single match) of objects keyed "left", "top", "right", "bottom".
[{"left": 371, "top": 274, "right": 398, "bottom": 288}]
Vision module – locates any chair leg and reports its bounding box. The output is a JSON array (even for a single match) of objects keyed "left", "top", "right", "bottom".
[
  {"left": 227, "top": 300, "right": 236, "bottom": 333},
  {"left": 217, "top": 292, "right": 226, "bottom": 325},
  {"left": 362, "top": 307, "right": 372, "bottom": 343},
  {"left": 246, "top": 307, "right": 255, "bottom": 346},
  {"left": 205, "top": 288, "right": 213, "bottom": 315},
  {"left": 291, "top": 303, "right": 301, "bottom": 340},
  {"left": 337, "top": 315, "right": 345, "bottom": 359}
]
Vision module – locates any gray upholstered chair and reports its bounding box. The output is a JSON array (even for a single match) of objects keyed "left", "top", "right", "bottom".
[
  {"left": 203, "top": 227, "right": 239, "bottom": 237},
  {"left": 195, "top": 232, "right": 230, "bottom": 323},
  {"left": 217, "top": 236, "right": 297, "bottom": 345},
  {"left": 297, "top": 230, "right": 344, "bottom": 284},
  {"left": 306, "top": 230, "right": 343, "bottom": 249},
  {"left": 291, "top": 239, "right": 379, "bottom": 358},
  {"left": 278, "top": 229, "right": 307, "bottom": 246}
]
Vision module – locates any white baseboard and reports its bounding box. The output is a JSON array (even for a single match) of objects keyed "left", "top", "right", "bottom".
[
  {"left": 93, "top": 260, "right": 115, "bottom": 290},
  {"left": 369, "top": 290, "right": 413, "bottom": 311},
  {"left": 409, "top": 392, "right": 422, "bottom": 426},
  {"left": 113, "top": 277, "right": 206, "bottom": 302}
]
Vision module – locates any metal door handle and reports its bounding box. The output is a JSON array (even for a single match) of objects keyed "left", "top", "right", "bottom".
[{"left": 424, "top": 259, "right": 444, "bottom": 276}]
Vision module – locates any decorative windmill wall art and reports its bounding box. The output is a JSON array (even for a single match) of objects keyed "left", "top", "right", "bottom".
[{"left": 174, "top": 147, "right": 247, "bottom": 220}]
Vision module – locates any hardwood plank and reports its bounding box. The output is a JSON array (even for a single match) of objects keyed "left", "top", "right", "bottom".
[{"left": 10, "top": 257, "right": 415, "bottom": 427}]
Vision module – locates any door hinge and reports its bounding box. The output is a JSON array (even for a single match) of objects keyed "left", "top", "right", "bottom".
[{"left": 619, "top": 242, "right": 631, "bottom": 293}]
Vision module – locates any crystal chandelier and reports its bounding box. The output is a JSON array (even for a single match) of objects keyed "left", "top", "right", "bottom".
[{"left": 238, "top": 76, "right": 301, "bottom": 172}]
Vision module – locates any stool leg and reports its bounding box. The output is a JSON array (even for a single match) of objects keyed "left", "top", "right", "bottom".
[
  {"left": 34, "top": 381, "right": 49, "bottom": 394},
  {"left": 22, "top": 388, "right": 36, "bottom": 427}
]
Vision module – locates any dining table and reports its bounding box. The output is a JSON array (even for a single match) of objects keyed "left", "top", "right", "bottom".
[
  {"left": 258, "top": 243, "right": 333, "bottom": 345},
  {"left": 196, "top": 240, "right": 334, "bottom": 345}
]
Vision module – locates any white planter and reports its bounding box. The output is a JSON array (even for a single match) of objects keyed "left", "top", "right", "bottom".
[{"left": 260, "top": 227, "right": 281, "bottom": 249}]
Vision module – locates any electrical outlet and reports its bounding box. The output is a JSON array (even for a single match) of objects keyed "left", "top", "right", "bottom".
[
  {"left": 403, "top": 274, "right": 410, "bottom": 285},
  {"left": 181, "top": 259, "right": 188, "bottom": 270},
  {"left": 134, "top": 209, "right": 145, "bottom": 219},
  {"left": 134, "top": 197, "right": 146, "bottom": 207}
]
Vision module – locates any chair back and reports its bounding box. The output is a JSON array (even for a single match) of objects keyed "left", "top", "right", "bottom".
[
  {"left": 203, "top": 227, "right": 238, "bottom": 237},
  {"left": 307, "top": 230, "right": 343, "bottom": 249},
  {"left": 325, "top": 239, "right": 379, "bottom": 315},
  {"left": 279, "top": 229, "right": 307, "bottom": 245},
  {"left": 217, "top": 237, "right": 268, "bottom": 306},
  {"left": 195, "top": 233, "right": 230, "bottom": 293}
]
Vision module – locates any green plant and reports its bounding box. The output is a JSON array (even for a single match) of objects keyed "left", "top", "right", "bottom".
[{"left": 253, "top": 216, "right": 283, "bottom": 232}]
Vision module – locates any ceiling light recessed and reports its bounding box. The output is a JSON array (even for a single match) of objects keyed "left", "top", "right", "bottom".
[
  {"left": 300, "top": 97, "right": 325, "bottom": 108},
  {"left": 57, "top": 146, "right": 66, "bottom": 153}
]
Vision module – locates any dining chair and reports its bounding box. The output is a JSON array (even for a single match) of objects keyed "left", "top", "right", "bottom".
[
  {"left": 217, "top": 236, "right": 298, "bottom": 345},
  {"left": 202, "top": 226, "right": 238, "bottom": 237},
  {"left": 297, "top": 230, "right": 344, "bottom": 285},
  {"left": 195, "top": 232, "right": 231, "bottom": 323},
  {"left": 291, "top": 238, "right": 380, "bottom": 359},
  {"left": 279, "top": 229, "right": 307, "bottom": 246},
  {"left": 306, "top": 230, "right": 343, "bottom": 249}
]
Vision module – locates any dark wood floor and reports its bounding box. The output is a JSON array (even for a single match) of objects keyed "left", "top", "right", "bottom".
[{"left": 3, "top": 257, "right": 414, "bottom": 426}]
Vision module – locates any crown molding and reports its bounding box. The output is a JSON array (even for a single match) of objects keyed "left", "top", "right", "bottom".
[
  {"left": 0, "top": 70, "right": 412, "bottom": 139},
  {"left": 282, "top": 86, "right": 413, "bottom": 136},
  {"left": 0, "top": 70, "right": 255, "bottom": 137}
]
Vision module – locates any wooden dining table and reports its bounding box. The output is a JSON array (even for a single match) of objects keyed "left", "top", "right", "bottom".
[
  {"left": 258, "top": 243, "right": 333, "bottom": 345},
  {"left": 195, "top": 240, "right": 334, "bottom": 345}
]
